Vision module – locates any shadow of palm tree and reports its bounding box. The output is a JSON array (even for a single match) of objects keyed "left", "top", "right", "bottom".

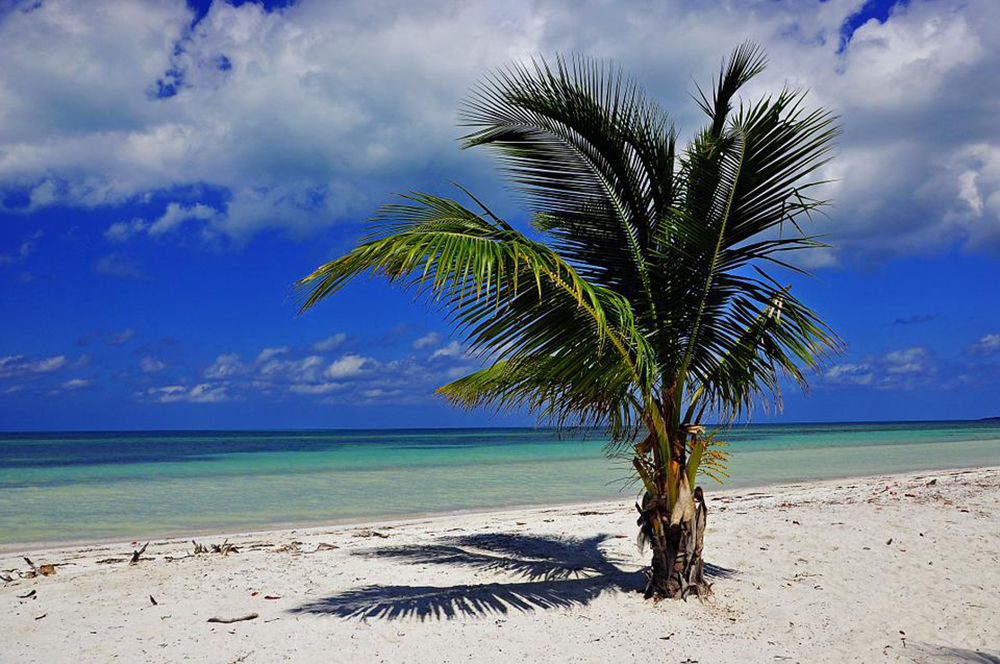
[
  {"left": 903, "top": 642, "right": 1000, "bottom": 664},
  {"left": 289, "top": 532, "right": 736, "bottom": 621}
]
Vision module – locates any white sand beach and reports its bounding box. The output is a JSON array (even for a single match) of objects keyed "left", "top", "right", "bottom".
[{"left": 3, "top": 467, "right": 998, "bottom": 663}]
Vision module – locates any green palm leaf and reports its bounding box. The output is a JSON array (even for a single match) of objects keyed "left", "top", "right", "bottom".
[{"left": 298, "top": 192, "right": 657, "bottom": 408}]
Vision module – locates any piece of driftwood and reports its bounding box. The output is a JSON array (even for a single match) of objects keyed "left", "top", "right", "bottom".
[
  {"left": 96, "top": 558, "right": 128, "bottom": 565},
  {"left": 164, "top": 554, "right": 194, "bottom": 562},
  {"left": 207, "top": 613, "right": 258, "bottom": 624},
  {"left": 354, "top": 530, "right": 390, "bottom": 539},
  {"left": 22, "top": 557, "right": 56, "bottom": 577},
  {"left": 193, "top": 539, "right": 239, "bottom": 556},
  {"left": 213, "top": 540, "right": 239, "bottom": 555},
  {"left": 18, "top": 590, "right": 36, "bottom": 599},
  {"left": 302, "top": 542, "right": 339, "bottom": 554},
  {"left": 0, "top": 573, "right": 12, "bottom": 583},
  {"left": 129, "top": 542, "right": 149, "bottom": 565}
]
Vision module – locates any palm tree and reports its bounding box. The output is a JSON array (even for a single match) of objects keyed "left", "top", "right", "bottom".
[{"left": 298, "top": 43, "right": 841, "bottom": 599}]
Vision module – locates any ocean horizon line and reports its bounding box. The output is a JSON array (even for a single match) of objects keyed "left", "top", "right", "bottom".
[{"left": 3, "top": 416, "right": 998, "bottom": 435}]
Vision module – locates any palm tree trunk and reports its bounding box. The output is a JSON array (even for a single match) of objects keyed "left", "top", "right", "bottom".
[{"left": 639, "top": 484, "right": 709, "bottom": 599}]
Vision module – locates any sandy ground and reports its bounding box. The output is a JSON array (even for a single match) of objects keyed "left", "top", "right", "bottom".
[{"left": 2, "top": 467, "right": 998, "bottom": 663}]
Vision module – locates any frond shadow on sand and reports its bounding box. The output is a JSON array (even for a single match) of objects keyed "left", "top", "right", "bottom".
[
  {"left": 289, "top": 532, "right": 736, "bottom": 621},
  {"left": 902, "top": 643, "right": 1000, "bottom": 664}
]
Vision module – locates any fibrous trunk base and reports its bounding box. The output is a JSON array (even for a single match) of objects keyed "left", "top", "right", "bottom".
[{"left": 638, "top": 486, "right": 709, "bottom": 600}]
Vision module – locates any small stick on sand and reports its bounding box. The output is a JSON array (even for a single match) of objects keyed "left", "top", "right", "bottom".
[
  {"left": 129, "top": 542, "right": 149, "bottom": 565},
  {"left": 207, "top": 613, "right": 258, "bottom": 624},
  {"left": 164, "top": 554, "right": 194, "bottom": 562}
]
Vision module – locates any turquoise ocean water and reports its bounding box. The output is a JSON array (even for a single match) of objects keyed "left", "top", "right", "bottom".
[{"left": 1, "top": 421, "right": 999, "bottom": 547}]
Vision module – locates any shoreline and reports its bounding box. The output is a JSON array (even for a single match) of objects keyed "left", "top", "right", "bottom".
[{"left": 5, "top": 463, "right": 997, "bottom": 556}]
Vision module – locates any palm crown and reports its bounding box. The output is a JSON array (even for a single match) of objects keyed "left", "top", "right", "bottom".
[{"left": 299, "top": 43, "right": 841, "bottom": 597}]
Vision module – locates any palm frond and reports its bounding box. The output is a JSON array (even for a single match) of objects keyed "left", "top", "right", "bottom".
[
  {"left": 460, "top": 56, "right": 676, "bottom": 319},
  {"left": 298, "top": 192, "right": 658, "bottom": 434},
  {"left": 438, "top": 353, "right": 643, "bottom": 442}
]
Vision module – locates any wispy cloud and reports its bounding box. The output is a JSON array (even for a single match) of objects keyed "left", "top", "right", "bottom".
[
  {"left": 76, "top": 328, "right": 138, "bottom": 347},
  {"left": 146, "top": 383, "right": 230, "bottom": 403},
  {"left": 256, "top": 347, "right": 289, "bottom": 363},
  {"left": 260, "top": 355, "right": 326, "bottom": 381},
  {"left": 412, "top": 332, "right": 442, "bottom": 350},
  {"left": 104, "top": 203, "right": 218, "bottom": 242},
  {"left": 823, "top": 363, "right": 874, "bottom": 386},
  {"left": 204, "top": 354, "right": 246, "bottom": 379},
  {"left": 823, "top": 347, "right": 939, "bottom": 391},
  {"left": 194, "top": 348, "right": 376, "bottom": 400},
  {"left": 48, "top": 377, "right": 94, "bottom": 396},
  {"left": 288, "top": 382, "right": 345, "bottom": 395},
  {"left": 107, "top": 328, "right": 136, "bottom": 346},
  {"left": 134, "top": 337, "right": 475, "bottom": 407},
  {"left": 0, "top": 354, "right": 68, "bottom": 378},
  {"left": 94, "top": 253, "right": 145, "bottom": 280},
  {"left": 312, "top": 334, "right": 347, "bottom": 352},
  {"left": 429, "top": 341, "right": 465, "bottom": 360},
  {"left": 891, "top": 314, "right": 938, "bottom": 326},
  {"left": 60, "top": 378, "right": 92, "bottom": 390},
  {"left": 968, "top": 333, "right": 1000, "bottom": 356},
  {"left": 0, "top": 239, "right": 37, "bottom": 266},
  {"left": 139, "top": 356, "right": 166, "bottom": 373}
]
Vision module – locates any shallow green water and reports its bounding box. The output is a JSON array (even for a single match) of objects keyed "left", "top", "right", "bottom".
[{"left": 1, "top": 421, "right": 998, "bottom": 545}]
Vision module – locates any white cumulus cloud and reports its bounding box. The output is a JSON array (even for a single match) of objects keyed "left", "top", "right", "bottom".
[
  {"left": 429, "top": 341, "right": 464, "bottom": 360},
  {"left": 3, "top": 0, "right": 998, "bottom": 257},
  {"left": 325, "top": 354, "right": 370, "bottom": 379}
]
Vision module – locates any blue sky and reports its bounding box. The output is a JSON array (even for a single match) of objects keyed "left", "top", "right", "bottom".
[{"left": 1, "top": 0, "right": 998, "bottom": 430}]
